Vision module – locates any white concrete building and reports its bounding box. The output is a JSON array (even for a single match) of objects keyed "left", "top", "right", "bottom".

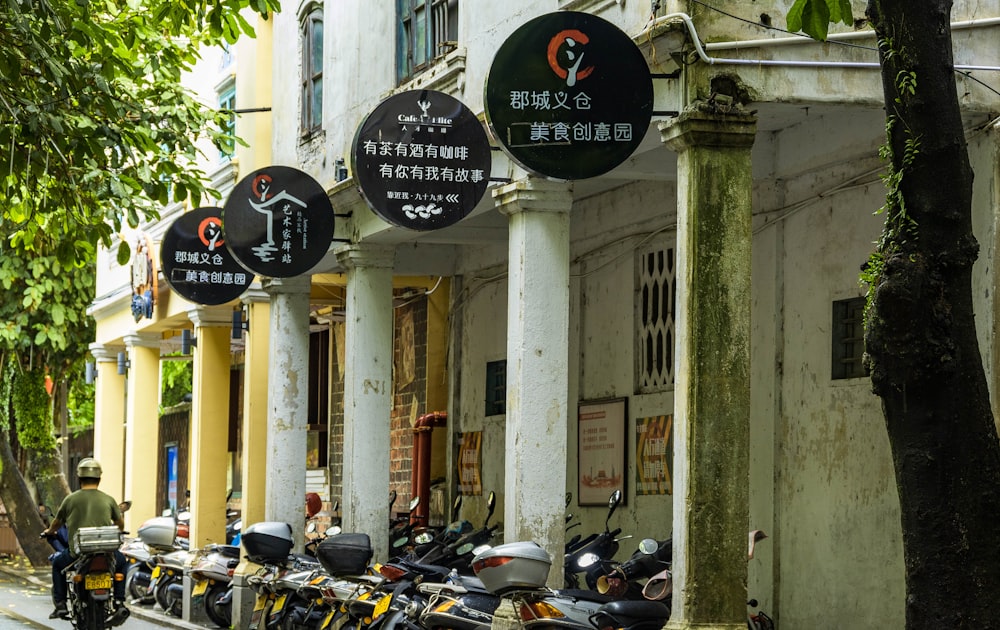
[{"left": 90, "top": 1, "right": 999, "bottom": 628}]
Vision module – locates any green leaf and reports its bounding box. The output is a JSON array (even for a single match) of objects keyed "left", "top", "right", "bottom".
[
  {"left": 786, "top": 0, "right": 832, "bottom": 40},
  {"left": 117, "top": 241, "right": 131, "bottom": 266}
]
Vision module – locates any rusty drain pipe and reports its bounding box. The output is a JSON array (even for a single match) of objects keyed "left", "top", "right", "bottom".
[{"left": 412, "top": 411, "right": 447, "bottom": 526}]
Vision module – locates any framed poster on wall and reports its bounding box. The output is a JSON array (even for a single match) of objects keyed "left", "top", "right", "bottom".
[{"left": 577, "top": 398, "right": 627, "bottom": 506}]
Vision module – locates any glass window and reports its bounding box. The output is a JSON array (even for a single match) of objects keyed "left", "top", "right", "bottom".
[
  {"left": 485, "top": 360, "right": 506, "bottom": 416},
  {"left": 397, "top": 0, "right": 458, "bottom": 83},
  {"left": 301, "top": 6, "right": 323, "bottom": 134}
]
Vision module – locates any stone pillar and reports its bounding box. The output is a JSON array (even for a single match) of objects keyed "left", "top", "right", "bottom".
[
  {"left": 336, "top": 244, "right": 394, "bottom": 563},
  {"left": 122, "top": 332, "right": 161, "bottom": 529},
  {"left": 660, "top": 109, "right": 756, "bottom": 630},
  {"left": 90, "top": 343, "right": 126, "bottom": 501},
  {"left": 187, "top": 306, "right": 233, "bottom": 548},
  {"left": 262, "top": 275, "right": 312, "bottom": 551},
  {"left": 494, "top": 178, "right": 573, "bottom": 587},
  {"left": 239, "top": 290, "right": 271, "bottom": 527}
]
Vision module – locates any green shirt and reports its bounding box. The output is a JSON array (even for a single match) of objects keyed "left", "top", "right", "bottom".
[{"left": 54, "top": 488, "right": 122, "bottom": 554}]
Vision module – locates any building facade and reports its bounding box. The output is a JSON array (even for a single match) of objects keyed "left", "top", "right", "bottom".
[{"left": 89, "top": 1, "right": 1000, "bottom": 628}]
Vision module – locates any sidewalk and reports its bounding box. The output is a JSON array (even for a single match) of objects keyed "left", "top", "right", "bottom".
[{"left": 0, "top": 555, "right": 213, "bottom": 630}]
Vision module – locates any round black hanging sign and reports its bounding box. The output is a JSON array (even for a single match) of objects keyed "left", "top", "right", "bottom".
[
  {"left": 160, "top": 207, "right": 254, "bottom": 305},
  {"left": 484, "top": 11, "right": 653, "bottom": 181},
  {"left": 222, "top": 166, "right": 335, "bottom": 277},
  {"left": 352, "top": 89, "right": 492, "bottom": 231}
]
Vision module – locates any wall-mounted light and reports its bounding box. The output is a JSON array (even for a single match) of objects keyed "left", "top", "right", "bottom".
[
  {"left": 180, "top": 329, "right": 197, "bottom": 355},
  {"left": 116, "top": 352, "right": 130, "bottom": 375},
  {"left": 85, "top": 362, "right": 98, "bottom": 384},
  {"left": 231, "top": 308, "right": 249, "bottom": 340}
]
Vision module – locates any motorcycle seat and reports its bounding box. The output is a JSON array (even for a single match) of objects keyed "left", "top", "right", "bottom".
[{"left": 596, "top": 599, "right": 670, "bottom": 622}]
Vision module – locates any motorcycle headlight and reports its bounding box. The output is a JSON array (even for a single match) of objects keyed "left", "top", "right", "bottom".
[
  {"left": 575, "top": 552, "right": 600, "bottom": 570},
  {"left": 414, "top": 532, "right": 434, "bottom": 545}
]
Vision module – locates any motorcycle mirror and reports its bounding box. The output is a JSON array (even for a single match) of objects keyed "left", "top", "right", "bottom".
[
  {"left": 393, "top": 536, "right": 409, "bottom": 549},
  {"left": 638, "top": 538, "right": 658, "bottom": 555},
  {"left": 408, "top": 496, "right": 420, "bottom": 512},
  {"left": 389, "top": 489, "right": 397, "bottom": 510},
  {"left": 451, "top": 495, "right": 462, "bottom": 521},
  {"left": 325, "top": 525, "right": 342, "bottom": 536},
  {"left": 306, "top": 522, "right": 317, "bottom": 534},
  {"left": 605, "top": 490, "right": 622, "bottom": 530},
  {"left": 565, "top": 492, "right": 573, "bottom": 508},
  {"left": 456, "top": 542, "right": 474, "bottom": 556},
  {"left": 119, "top": 500, "right": 132, "bottom": 513},
  {"left": 332, "top": 500, "right": 340, "bottom": 512}
]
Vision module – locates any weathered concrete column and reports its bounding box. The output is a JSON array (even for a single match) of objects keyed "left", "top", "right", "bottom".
[
  {"left": 262, "top": 275, "right": 312, "bottom": 551},
  {"left": 187, "top": 306, "right": 233, "bottom": 548},
  {"left": 123, "top": 332, "right": 161, "bottom": 530},
  {"left": 660, "top": 109, "right": 757, "bottom": 630},
  {"left": 494, "top": 178, "right": 573, "bottom": 587},
  {"left": 336, "top": 244, "right": 394, "bottom": 563},
  {"left": 90, "top": 343, "right": 126, "bottom": 501},
  {"left": 239, "top": 289, "right": 271, "bottom": 527}
]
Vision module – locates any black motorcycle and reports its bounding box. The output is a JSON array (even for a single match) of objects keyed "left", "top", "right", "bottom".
[{"left": 59, "top": 526, "right": 130, "bottom": 630}]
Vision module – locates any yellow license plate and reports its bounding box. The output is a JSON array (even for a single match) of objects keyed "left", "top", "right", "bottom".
[
  {"left": 253, "top": 594, "right": 268, "bottom": 613},
  {"left": 192, "top": 579, "right": 209, "bottom": 597},
  {"left": 372, "top": 593, "right": 392, "bottom": 619},
  {"left": 271, "top": 593, "right": 288, "bottom": 614},
  {"left": 85, "top": 573, "right": 112, "bottom": 590}
]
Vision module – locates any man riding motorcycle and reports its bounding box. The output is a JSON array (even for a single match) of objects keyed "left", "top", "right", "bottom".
[{"left": 41, "top": 457, "right": 130, "bottom": 626}]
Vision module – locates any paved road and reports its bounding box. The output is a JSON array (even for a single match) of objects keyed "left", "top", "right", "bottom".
[{"left": 0, "top": 570, "right": 197, "bottom": 630}]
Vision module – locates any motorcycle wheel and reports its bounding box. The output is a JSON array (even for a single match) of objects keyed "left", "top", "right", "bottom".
[
  {"left": 82, "top": 600, "right": 108, "bottom": 630},
  {"left": 153, "top": 576, "right": 172, "bottom": 612},
  {"left": 124, "top": 565, "right": 151, "bottom": 604},
  {"left": 204, "top": 583, "right": 231, "bottom": 628}
]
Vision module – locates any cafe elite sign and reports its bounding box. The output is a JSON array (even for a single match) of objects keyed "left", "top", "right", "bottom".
[
  {"left": 484, "top": 11, "right": 653, "bottom": 180},
  {"left": 353, "top": 89, "right": 492, "bottom": 230},
  {"left": 222, "top": 166, "right": 335, "bottom": 277},
  {"left": 160, "top": 207, "right": 254, "bottom": 306}
]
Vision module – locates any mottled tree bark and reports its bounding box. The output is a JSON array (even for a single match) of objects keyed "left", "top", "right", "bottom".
[
  {"left": 865, "top": 0, "right": 1000, "bottom": 627},
  {"left": 0, "top": 434, "right": 53, "bottom": 567}
]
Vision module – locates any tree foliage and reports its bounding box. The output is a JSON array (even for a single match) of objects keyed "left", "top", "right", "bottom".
[{"left": 0, "top": 0, "right": 280, "bottom": 267}]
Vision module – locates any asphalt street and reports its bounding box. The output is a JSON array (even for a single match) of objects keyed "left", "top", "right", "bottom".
[{"left": 0, "top": 565, "right": 208, "bottom": 630}]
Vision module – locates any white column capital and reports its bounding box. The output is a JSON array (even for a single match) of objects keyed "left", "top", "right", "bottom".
[
  {"left": 89, "top": 343, "right": 124, "bottom": 363},
  {"left": 262, "top": 275, "right": 312, "bottom": 295},
  {"left": 335, "top": 244, "right": 395, "bottom": 270},
  {"left": 186, "top": 305, "right": 235, "bottom": 328},
  {"left": 658, "top": 109, "right": 757, "bottom": 152},
  {"left": 123, "top": 332, "right": 160, "bottom": 349},
  {"left": 240, "top": 287, "right": 270, "bottom": 305},
  {"left": 492, "top": 177, "right": 573, "bottom": 217}
]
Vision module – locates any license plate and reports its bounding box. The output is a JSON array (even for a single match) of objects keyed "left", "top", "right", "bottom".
[
  {"left": 372, "top": 593, "right": 392, "bottom": 619},
  {"left": 85, "top": 573, "right": 112, "bottom": 590},
  {"left": 271, "top": 593, "right": 288, "bottom": 615},
  {"left": 252, "top": 594, "right": 268, "bottom": 613},
  {"left": 192, "top": 579, "right": 209, "bottom": 597}
]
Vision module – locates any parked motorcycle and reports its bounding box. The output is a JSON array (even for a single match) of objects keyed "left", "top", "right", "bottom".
[
  {"left": 121, "top": 515, "right": 180, "bottom": 607},
  {"left": 564, "top": 489, "right": 626, "bottom": 590},
  {"left": 59, "top": 526, "right": 131, "bottom": 630},
  {"left": 190, "top": 542, "right": 241, "bottom": 627}
]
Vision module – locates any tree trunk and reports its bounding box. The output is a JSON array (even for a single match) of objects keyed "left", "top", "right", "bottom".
[
  {"left": 0, "top": 433, "right": 53, "bottom": 567},
  {"left": 29, "top": 448, "right": 70, "bottom": 514},
  {"left": 865, "top": 0, "right": 1000, "bottom": 627}
]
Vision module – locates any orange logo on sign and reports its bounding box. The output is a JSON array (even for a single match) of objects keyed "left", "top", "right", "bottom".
[{"left": 547, "top": 29, "right": 594, "bottom": 86}]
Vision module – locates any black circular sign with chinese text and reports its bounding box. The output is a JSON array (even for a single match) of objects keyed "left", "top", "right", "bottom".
[
  {"left": 352, "top": 89, "right": 492, "bottom": 231},
  {"left": 222, "top": 166, "right": 335, "bottom": 277},
  {"left": 484, "top": 11, "right": 653, "bottom": 180},
  {"left": 160, "top": 207, "right": 254, "bottom": 305}
]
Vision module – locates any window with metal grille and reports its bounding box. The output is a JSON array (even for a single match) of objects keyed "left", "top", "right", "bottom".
[
  {"left": 485, "top": 360, "right": 506, "bottom": 416},
  {"left": 396, "top": 0, "right": 458, "bottom": 83},
  {"left": 300, "top": 5, "right": 323, "bottom": 134},
  {"left": 636, "top": 245, "right": 676, "bottom": 393},
  {"left": 832, "top": 297, "right": 868, "bottom": 379}
]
